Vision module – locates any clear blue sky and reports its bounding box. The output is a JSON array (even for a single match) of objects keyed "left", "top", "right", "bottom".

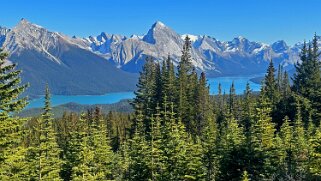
[{"left": 1, "top": 0, "right": 320, "bottom": 45}]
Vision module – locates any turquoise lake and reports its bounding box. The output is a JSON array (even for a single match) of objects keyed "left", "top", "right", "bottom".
[{"left": 27, "top": 75, "right": 262, "bottom": 109}]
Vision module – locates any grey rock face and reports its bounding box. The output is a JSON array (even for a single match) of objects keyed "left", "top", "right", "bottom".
[
  {"left": 82, "top": 21, "right": 309, "bottom": 76},
  {"left": 0, "top": 26, "right": 10, "bottom": 47},
  {"left": 1, "top": 19, "right": 137, "bottom": 96}
]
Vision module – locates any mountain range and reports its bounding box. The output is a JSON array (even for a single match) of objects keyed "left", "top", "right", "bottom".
[{"left": 0, "top": 19, "right": 319, "bottom": 96}]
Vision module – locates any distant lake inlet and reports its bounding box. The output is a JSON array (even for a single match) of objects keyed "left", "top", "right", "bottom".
[{"left": 26, "top": 75, "right": 262, "bottom": 109}]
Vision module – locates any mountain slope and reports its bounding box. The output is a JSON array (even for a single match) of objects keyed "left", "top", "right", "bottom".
[
  {"left": 83, "top": 21, "right": 319, "bottom": 76},
  {"left": 2, "top": 19, "right": 137, "bottom": 96}
]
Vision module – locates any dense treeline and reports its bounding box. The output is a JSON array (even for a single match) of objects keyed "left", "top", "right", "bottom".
[{"left": 0, "top": 35, "right": 321, "bottom": 180}]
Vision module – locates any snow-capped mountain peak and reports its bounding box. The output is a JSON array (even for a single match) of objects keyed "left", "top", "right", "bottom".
[
  {"left": 75, "top": 21, "right": 307, "bottom": 75},
  {"left": 154, "top": 21, "right": 166, "bottom": 28}
]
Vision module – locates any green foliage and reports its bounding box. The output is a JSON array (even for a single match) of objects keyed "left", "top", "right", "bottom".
[
  {"left": 2, "top": 35, "right": 321, "bottom": 181},
  {"left": 217, "top": 113, "right": 245, "bottom": 180},
  {"left": 26, "top": 85, "right": 63, "bottom": 180},
  {"left": 0, "top": 49, "right": 29, "bottom": 179},
  {"left": 292, "top": 35, "right": 321, "bottom": 123},
  {"left": 241, "top": 170, "right": 250, "bottom": 181},
  {"left": 202, "top": 116, "right": 219, "bottom": 180},
  {"left": 310, "top": 125, "right": 321, "bottom": 176}
]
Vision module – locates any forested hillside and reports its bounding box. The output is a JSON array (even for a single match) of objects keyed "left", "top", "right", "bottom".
[{"left": 0, "top": 34, "right": 321, "bottom": 180}]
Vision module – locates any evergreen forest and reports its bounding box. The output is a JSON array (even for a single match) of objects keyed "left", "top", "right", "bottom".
[{"left": 1, "top": 35, "right": 321, "bottom": 181}]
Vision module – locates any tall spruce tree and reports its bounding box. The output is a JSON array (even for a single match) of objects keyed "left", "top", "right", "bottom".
[
  {"left": 291, "top": 106, "right": 310, "bottom": 178},
  {"left": 202, "top": 116, "right": 219, "bottom": 181},
  {"left": 161, "top": 55, "right": 177, "bottom": 105},
  {"left": 184, "top": 136, "right": 205, "bottom": 180},
  {"left": 132, "top": 56, "right": 157, "bottom": 133},
  {"left": 249, "top": 95, "right": 278, "bottom": 179},
  {"left": 277, "top": 116, "right": 294, "bottom": 177},
  {"left": 0, "top": 49, "right": 29, "bottom": 179},
  {"left": 228, "top": 82, "right": 238, "bottom": 118},
  {"left": 196, "top": 72, "right": 211, "bottom": 135},
  {"left": 177, "top": 35, "right": 194, "bottom": 132},
  {"left": 242, "top": 82, "right": 254, "bottom": 132},
  {"left": 62, "top": 114, "right": 87, "bottom": 181},
  {"left": 292, "top": 35, "right": 321, "bottom": 123},
  {"left": 149, "top": 107, "right": 165, "bottom": 180},
  {"left": 71, "top": 118, "right": 96, "bottom": 181},
  {"left": 28, "top": 85, "right": 63, "bottom": 180},
  {"left": 160, "top": 103, "right": 190, "bottom": 180},
  {"left": 127, "top": 111, "right": 151, "bottom": 180},
  {"left": 218, "top": 113, "right": 245, "bottom": 180},
  {"left": 310, "top": 124, "right": 321, "bottom": 177},
  {"left": 263, "top": 60, "right": 279, "bottom": 106},
  {"left": 91, "top": 107, "right": 115, "bottom": 180}
]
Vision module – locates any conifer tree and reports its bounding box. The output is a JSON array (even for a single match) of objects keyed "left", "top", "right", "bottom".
[
  {"left": 127, "top": 110, "right": 151, "bottom": 180},
  {"left": 160, "top": 103, "right": 189, "bottom": 180},
  {"left": 72, "top": 109, "right": 115, "bottom": 180},
  {"left": 187, "top": 68, "right": 199, "bottom": 134},
  {"left": 62, "top": 114, "right": 87, "bottom": 181},
  {"left": 29, "top": 85, "right": 63, "bottom": 180},
  {"left": 154, "top": 62, "right": 163, "bottom": 106},
  {"left": 132, "top": 56, "right": 157, "bottom": 133},
  {"left": 184, "top": 136, "right": 205, "bottom": 180},
  {"left": 216, "top": 83, "right": 226, "bottom": 127},
  {"left": 249, "top": 96, "right": 277, "bottom": 179},
  {"left": 0, "top": 49, "right": 29, "bottom": 179},
  {"left": 292, "top": 35, "right": 321, "bottom": 123},
  {"left": 277, "top": 116, "right": 294, "bottom": 176},
  {"left": 277, "top": 64, "right": 283, "bottom": 92},
  {"left": 218, "top": 113, "right": 245, "bottom": 180},
  {"left": 293, "top": 41, "right": 308, "bottom": 94},
  {"left": 177, "top": 35, "right": 194, "bottom": 132},
  {"left": 117, "top": 139, "right": 130, "bottom": 180},
  {"left": 242, "top": 82, "right": 254, "bottom": 132},
  {"left": 196, "top": 72, "right": 211, "bottom": 135},
  {"left": 291, "top": 106, "right": 310, "bottom": 177},
  {"left": 160, "top": 55, "right": 177, "bottom": 108},
  {"left": 274, "top": 71, "right": 292, "bottom": 129},
  {"left": 149, "top": 106, "right": 165, "bottom": 180},
  {"left": 310, "top": 124, "right": 321, "bottom": 177},
  {"left": 0, "top": 49, "right": 28, "bottom": 113},
  {"left": 91, "top": 107, "right": 115, "bottom": 180},
  {"left": 309, "top": 34, "right": 321, "bottom": 122},
  {"left": 228, "top": 81, "right": 238, "bottom": 118},
  {"left": 71, "top": 130, "right": 96, "bottom": 180},
  {"left": 202, "top": 116, "right": 219, "bottom": 180},
  {"left": 281, "top": 71, "right": 291, "bottom": 98},
  {"left": 263, "top": 60, "right": 279, "bottom": 105}
]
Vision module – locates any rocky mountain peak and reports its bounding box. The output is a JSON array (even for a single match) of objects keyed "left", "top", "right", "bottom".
[
  {"left": 272, "top": 40, "right": 288, "bottom": 53},
  {"left": 143, "top": 21, "right": 181, "bottom": 45},
  {"left": 153, "top": 21, "right": 166, "bottom": 28}
]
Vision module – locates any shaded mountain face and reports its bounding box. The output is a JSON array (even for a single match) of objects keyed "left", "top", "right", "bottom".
[
  {"left": 1, "top": 19, "right": 137, "bottom": 96},
  {"left": 0, "top": 26, "right": 10, "bottom": 47}
]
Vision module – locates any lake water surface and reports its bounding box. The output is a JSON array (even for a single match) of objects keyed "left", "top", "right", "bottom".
[{"left": 27, "top": 75, "right": 262, "bottom": 109}]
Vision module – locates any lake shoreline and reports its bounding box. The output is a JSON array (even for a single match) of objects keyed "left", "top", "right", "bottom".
[{"left": 26, "top": 75, "right": 263, "bottom": 109}]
